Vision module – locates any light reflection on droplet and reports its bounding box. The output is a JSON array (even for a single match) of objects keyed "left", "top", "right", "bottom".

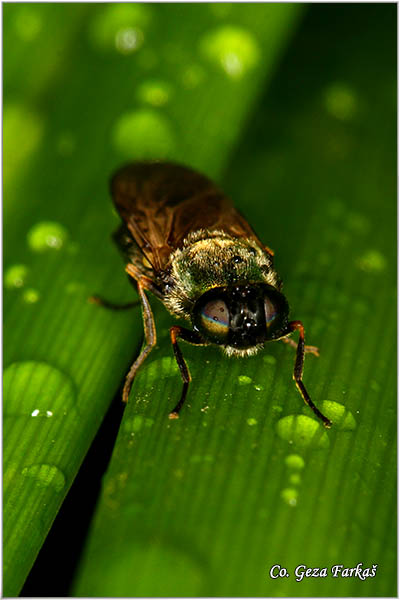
[
  {"left": 27, "top": 221, "right": 68, "bottom": 252},
  {"left": 199, "top": 26, "right": 260, "bottom": 80},
  {"left": 31, "top": 409, "right": 53, "bottom": 418},
  {"left": 115, "top": 27, "right": 144, "bottom": 54}
]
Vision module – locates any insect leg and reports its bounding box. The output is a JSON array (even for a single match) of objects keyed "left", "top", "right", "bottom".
[
  {"left": 288, "top": 320, "right": 332, "bottom": 429},
  {"left": 281, "top": 336, "right": 319, "bottom": 356},
  {"left": 169, "top": 326, "right": 204, "bottom": 419},
  {"left": 89, "top": 295, "right": 139, "bottom": 311},
  {"left": 121, "top": 274, "right": 157, "bottom": 403}
]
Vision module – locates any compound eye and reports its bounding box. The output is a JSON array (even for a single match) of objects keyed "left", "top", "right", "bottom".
[
  {"left": 200, "top": 299, "right": 230, "bottom": 341},
  {"left": 264, "top": 296, "right": 278, "bottom": 326}
]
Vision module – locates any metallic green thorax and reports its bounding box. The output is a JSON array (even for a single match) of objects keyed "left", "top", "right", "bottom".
[{"left": 162, "top": 229, "right": 281, "bottom": 320}]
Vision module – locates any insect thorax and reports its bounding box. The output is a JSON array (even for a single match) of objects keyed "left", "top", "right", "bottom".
[{"left": 161, "top": 229, "right": 281, "bottom": 320}]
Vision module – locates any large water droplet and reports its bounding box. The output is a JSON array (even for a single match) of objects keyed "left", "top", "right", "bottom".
[
  {"left": 276, "top": 415, "right": 330, "bottom": 449},
  {"left": 4, "top": 361, "right": 77, "bottom": 418},
  {"left": 115, "top": 27, "right": 144, "bottom": 54},
  {"left": 27, "top": 221, "right": 68, "bottom": 252},
  {"left": 5, "top": 264, "right": 29, "bottom": 289},
  {"left": 320, "top": 400, "right": 356, "bottom": 431},
  {"left": 89, "top": 4, "right": 150, "bottom": 53},
  {"left": 21, "top": 463, "right": 66, "bottom": 493},
  {"left": 112, "top": 109, "right": 175, "bottom": 159},
  {"left": 199, "top": 26, "right": 260, "bottom": 80}
]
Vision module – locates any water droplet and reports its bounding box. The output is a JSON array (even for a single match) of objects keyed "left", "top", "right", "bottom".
[
  {"left": 324, "top": 82, "right": 358, "bottom": 121},
  {"left": 137, "top": 80, "right": 173, "bottom": 107},
  {"left": 115, "top": 27, "right": 144, "bottom": 54},
  {"left": 23, "top": 288, "right": 40, "bottom": 304},
  {"left": 27, "top": 221, "right": 68, "bottom": 252},
  {"left": 254, "top": 384, "right": 264, "bottom": 392},
  {"left": 4, "top": 361, "right": 77, "bottom": 418},
  {"left": 263, "top": 354, "right": 276, "bottom": 365},
  {"left": 238, "top": 375, "right": 252, "bottom": 385},
  {"left": 21, "top": 463, "right": 66, "bottom": 493},
  {"left": 320, "top": 401, "right": 356, "bottom": 431},
  {"left": 285, "top": 454, "right": 305, "bottom": 470},
  {"left": 276, "top": 415, "right": 330, "bottom": 449},
  {"left": 31, "top": 409, "right": 53, "bottom": 418},
  {"left": 247, "top": 417, "right": 257, "bottom": 426},
  {"left": 89, "top": 4, "right": 150, "bottom": 53},
  {"left": 123, "top": 415, "right": 154, "bottom": 433},
  {"left": 190, "top": 454, "right": 214, "bottom": 464},
  {"left": 356, "top": 249, "right": 387, "bottom": 273},
  {"left": 112, "top": 109, "right": 175, "bottom": 159},
  {"left": 5, "top": 264, "right": 29, "bottom": 289},
  {"left": 281, "top": 487, "right": 298, "bottom": 507},
  {"left": 4, "top": 103, "right": 43, "bottom": 184},
  {"left": 181, "top": 64, "right": 206, "bottom": 89},
  {"left": 289, "top": 473, "right": 301, "bottom": 486},
  {"left": 145, "top": 356, "right": 177, "bottom": 381},
  {"left": 15, "top": 7, "right": 42, "bottom": 41},
  {"left": 199, "top": 26, "right": 260, "bottom": 80}
]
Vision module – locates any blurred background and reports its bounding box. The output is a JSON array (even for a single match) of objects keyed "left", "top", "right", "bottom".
[{"left": 4, "top": 4, "right": 396, "bottom": 597}]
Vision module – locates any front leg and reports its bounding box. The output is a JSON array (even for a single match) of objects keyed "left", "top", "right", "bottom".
[
  {"left": 169, "top": 326, "right": 205, "bottom": 419},
  {"left": 281, "top": 335, "right": 320, "bottom": 357},
  {"left": 287, "top": 321, "right": 331, "bottom": 429},
  {"left": 122, "top": 266, "right": 158, "bottom": 403}
]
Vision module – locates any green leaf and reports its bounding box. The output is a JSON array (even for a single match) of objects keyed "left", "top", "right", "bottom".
[
  {"left": 71, "top": 4, "right": 396, "bottom": 598},
  {"left": 4, "top": 3, "right": 303, "bottom": 596},
  {"left": 5, "top": 4, "right": 396, "bottom": 598}
]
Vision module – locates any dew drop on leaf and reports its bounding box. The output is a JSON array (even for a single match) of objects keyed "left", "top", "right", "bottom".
[
  {"left": 4, "top": 361, "right": 77, "bottom": 418},
  {"left": 112, "top": 109, "right": 175, "bottom": 159},
  {"left": 5, "top": 264, "right": 29, "bottom": 289},
  {"left": 199, "top": 26, "right": 260, "bottom": 80},
  {"left": 276, "top": 415, "right": 330, "bottom": 449},
  {"left": 21, "top": 463, "right": 66, "bottom": 493},
  {"left": 27, "top": 221, "right": 68, "bottom": 252}
]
